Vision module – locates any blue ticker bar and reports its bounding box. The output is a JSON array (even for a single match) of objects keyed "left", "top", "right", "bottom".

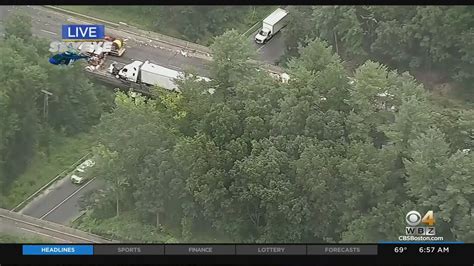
[{"left": 22, "top": 245, "right": 93, "bottom": 255}]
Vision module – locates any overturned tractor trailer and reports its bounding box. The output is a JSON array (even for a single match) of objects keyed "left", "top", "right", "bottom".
[
  {"left": 109, "top": 60, "right": 211, "bottom": 93},
  {"left": 107, "top": 60, "right": 289, "bottom": 95}
]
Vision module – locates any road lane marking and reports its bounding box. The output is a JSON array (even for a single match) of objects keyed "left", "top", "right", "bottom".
[
  {"left": 13, "top": 153, "right": 91, "bottom": 212},
  {"left": 18, "top": 226, "right": 68, "bottom": 243},
  {"left": 39, "top": 177, "right": 96, "bottom": 220},
  {"left": 40, "top": 29, "right": 57, "bottom": 35}
]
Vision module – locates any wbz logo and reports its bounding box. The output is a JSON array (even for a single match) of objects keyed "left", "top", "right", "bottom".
[{"left": 405, "top": 210, "right": 436, "bottom": 235}]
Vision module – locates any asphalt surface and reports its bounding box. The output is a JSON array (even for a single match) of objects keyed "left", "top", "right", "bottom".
[
  {"left": 20, "top": 175, "right": 103, "bottom": 225},
  {"left": 249, "top": 28, "right": 286, "bottom": 65}
]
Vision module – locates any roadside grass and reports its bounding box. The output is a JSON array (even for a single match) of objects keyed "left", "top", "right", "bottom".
[
  {"left": 1, "top": 133, "right": 95, "bottom": 210},
  {"left": 72, "top": 211, "right": 176, "bottom": 243},
  {"left": 0, "top": 233, "right": 50, "bottom": 243},
  {"left": 57, "top": 5, "right": 275, "bottom": 45},
  {"left": 72, "top": 209, "right": 233, "bottom": 243}
]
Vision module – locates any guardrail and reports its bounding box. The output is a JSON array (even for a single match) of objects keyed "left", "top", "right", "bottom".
[
  {"left": 242, "top": 21, "right": 261, "bottom": 38},
  {"left": 10, "top": 153, "right": 91, "bottom": 212}
]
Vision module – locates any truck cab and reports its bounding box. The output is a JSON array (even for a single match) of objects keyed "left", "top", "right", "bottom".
[
  {"left": 117, "top": 61, "right": 143, "bottom": 83},
  {"left": 255, "top": 28, "right": 271, "bottom": 44}
]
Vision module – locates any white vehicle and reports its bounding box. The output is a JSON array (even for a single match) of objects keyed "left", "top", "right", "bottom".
[
  {"left": 71, "top": 159, "right": 95, "bottom": 184},
  {"left": 71, "top": 174, "right": 86, "bottom": 185},
  {"left": 110, "top": 60, "right": 210, "bottom": 92},
  {"left": 76, "top": 159, "right": 95, "bottom": 173},
  {"left": 255, "top": 8, "right": 289, "bottom": 44}
]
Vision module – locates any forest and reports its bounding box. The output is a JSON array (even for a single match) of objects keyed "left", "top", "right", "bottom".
[
  {"left": 78, "top": 31, "right": 473, "bottom": 242},
  {"left": 281, "top": 6, "right": 473, "bottom": 98},
  {"left": 0, "top": 8, "right": 473, "bottom": 243}
]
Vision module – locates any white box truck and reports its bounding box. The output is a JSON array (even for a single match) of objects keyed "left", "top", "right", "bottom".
[
  {"left": 109, "top": 60, "right": 210, "bottom": 92},
  {"left": 255, "top": 8, "right": 289, "bottom": 44}
]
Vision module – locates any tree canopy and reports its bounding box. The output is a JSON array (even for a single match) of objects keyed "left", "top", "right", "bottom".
[
  {"left": 85, "top": 28, "right": 473, "bottom": 243},
  {"left": 282, "top": 6, "right": 474, "bottom": 94}
]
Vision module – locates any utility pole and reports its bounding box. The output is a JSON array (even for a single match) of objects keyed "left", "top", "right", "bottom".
[
  {"left": 41, "top": 90, "right": 53, "bottom": 161},
  {"left": 41, "top": 89, "right": 53, "bottom": 119}
]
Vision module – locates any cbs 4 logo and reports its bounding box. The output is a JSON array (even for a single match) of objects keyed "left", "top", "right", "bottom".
[{"left": 406, "top": 210, "right": 435, "bottom": 226}]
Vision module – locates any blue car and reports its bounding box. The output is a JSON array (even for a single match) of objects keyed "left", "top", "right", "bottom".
[{"left": 49, "top": 51, "right": 89, "bottom": 66}]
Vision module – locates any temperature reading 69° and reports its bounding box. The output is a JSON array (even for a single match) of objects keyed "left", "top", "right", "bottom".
[{"left": 394, "top": 247, "right": 407, "bottom": 253}]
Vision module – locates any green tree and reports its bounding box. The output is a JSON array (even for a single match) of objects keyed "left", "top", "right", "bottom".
[
  {"left": 210, "top": 29, "right": 257, "bottom": 95},
  {"left": 4, "top": 12, "right": 32, "bottom": 41},
  {"left": 405, "top": 129, "right": 474, "bottom": 241},
  {"left": 272, "top": 38, "right": 349, "bottom": 137},
  {"left": 0, "top": 39, "right": 46, "bottom": 181},
  {"left": 311, "top": 6, "right": 367, "bottom": 61},
  {"left": 46, "top": 64, "right": 102, "bottom": 135},
  {"left": 79, "top": 19, "right": 473, "bottom": 244},
  {"left": 281, "top": 6, "right": 315, "bottom": 60},
  {"left": 0, "top": 90, "right": 18, "bottom": 190},
  {"left": 282, "top": 6, "right": 474, "bottom": 92},
  {"left": 381, "top": 96, "right": 433, "bottom": 157}
]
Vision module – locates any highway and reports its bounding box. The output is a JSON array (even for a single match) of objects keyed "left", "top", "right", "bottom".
[{"left": 20, "top": 175, "right": 103, "bottom": 225}]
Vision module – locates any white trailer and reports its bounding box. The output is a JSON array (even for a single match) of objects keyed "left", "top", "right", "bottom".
[
  {"left": 255, "top": 8, "right": 289, "bottom": 44},
  {"left": 110, "top": 60, "right": 210, "bottom": 92},
  {"left": 140, "top": 61, "right": 180, "bottom": 91}
]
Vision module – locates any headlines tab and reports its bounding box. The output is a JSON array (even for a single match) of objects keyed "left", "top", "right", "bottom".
[{"left": 22, "top": 245, "right": 93, "bottom": 255}]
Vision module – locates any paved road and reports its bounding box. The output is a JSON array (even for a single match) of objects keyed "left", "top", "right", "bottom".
[
  {"left": 249, "top": 28, "right": 286, "bottom": 65},
  {"left": 7, "top": 6, "right": 211, "bottom": 77},
  {"left": 20, "top": 175, "right": 103, "bottom": 225},
  {"left": 41, "top": 179, "right": 103, "bottom": 225}
]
